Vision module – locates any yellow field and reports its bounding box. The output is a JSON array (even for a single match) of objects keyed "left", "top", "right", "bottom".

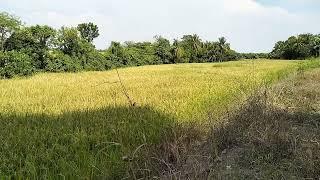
[{"left": 0, "top": 60, "right": 299, "bottom": 121}]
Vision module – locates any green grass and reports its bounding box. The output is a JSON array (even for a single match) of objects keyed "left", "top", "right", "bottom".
[{"left": 0, "top": 60, "right": 305, "bottom": 178}]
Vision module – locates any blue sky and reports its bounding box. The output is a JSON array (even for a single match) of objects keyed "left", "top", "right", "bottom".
[{"left": 1, "top": 0, "right": 320, "bottom": 52}]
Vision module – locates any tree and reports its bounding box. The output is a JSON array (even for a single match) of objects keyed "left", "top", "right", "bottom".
[
  {"left": 0, "top": 51, "right": 34, "bottom": 78},
  {"left": 180, "top": 34, "right": 203, "bottom": 62},
  {"left": 271, "top": 33, "right": 320, "bottom": 60},
  {"left": 154, "top": 36, "right": 172, "bottom": 64},
  {"left": 0, "top": 12, "right": 21, "bottom": 51},
  {"left": 77, "top": 22, "right": 99, "bottom": 43},
  {"left": 123, "top": 41, "right": 157, "bottom": 66},
  {"left": 0, "top": 11, "right": 244, "bottom": 78},
  {"left": 270, "top": 41, "right": 285, "bottom": 59},
  {"left": 106, "top": 41, "right": 127, "bottom": 66},
  {"left": 30, "top": 25, "right": 56, "bottom": 48},
  {"left": 202, "top": 41, "right": 219, "bottom": 62},
  {"left": 311, "top": 34, "right": 320, "bottom": 57},
  {"left": 57, "top": 27, "right": 86, "bottom": 56},
  {"left": 4, "top": 28, "right": 33, "bottom": 52},
  {"left": 217, "top": 37, "right": 231, "bottom": 62},
  {"left": 171, "top": 39, "right": 186, "bottom": 63},
  {"left": 4, "top": 25, "right": 56, "bottom": 68}
]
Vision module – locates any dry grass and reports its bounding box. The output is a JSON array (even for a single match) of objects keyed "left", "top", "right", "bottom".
[{"left": 206, "top": 68, "right": 320, "bottom": 179}]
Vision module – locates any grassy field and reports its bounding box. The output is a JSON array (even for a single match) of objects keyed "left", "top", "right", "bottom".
[
  {"left": 0, "top": 60, "right": 300, "bottom": 119},
  {"left": 0, "top": 60, "right": 305, "bottom": 178}
]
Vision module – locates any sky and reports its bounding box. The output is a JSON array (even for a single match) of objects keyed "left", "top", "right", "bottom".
[{"left": 2, "top": 0, "right": 320, "bottom": 52}]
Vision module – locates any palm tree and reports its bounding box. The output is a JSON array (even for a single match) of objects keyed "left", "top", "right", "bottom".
[
  {"left": 218, "top": 37, "right": 229, "bottom": 62},
  {"left": 312, "top": 35, "right": 320, "bottom": 57}
]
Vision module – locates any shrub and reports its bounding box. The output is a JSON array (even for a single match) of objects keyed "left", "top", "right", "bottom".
[
  {"left": 45, "top": 50, "right": 82, "bottom": 72},
  {"left": 83, "top": 51, "right": 112, "bottom": 71},
  {"left": 0, "top": 51, "right": 35, "bottom": 78}
]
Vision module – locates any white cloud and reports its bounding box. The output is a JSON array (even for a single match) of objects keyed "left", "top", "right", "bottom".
[{"left": 2, "top": 0, "right": 320, "bottom": 52}]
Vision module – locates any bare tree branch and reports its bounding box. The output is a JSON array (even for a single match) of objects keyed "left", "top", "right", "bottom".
[{"left": 116, "top": 69, "right": 136, "bottom": 106}]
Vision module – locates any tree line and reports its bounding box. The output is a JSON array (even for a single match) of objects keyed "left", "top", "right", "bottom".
[
  {"left": 270, "top": 34, "right": 320, "bottom": 60},
  {"left": 0, "top": 12, "right": 240, "bottom": 78},
  {"left": 1, "top": 11, "right": 319, "bottom": 78},
  {"left": 240, "top": 34, "right": 320, "bottom": 60}
]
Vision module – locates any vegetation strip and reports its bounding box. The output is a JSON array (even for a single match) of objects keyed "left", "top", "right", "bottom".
[{"left": 1, "top": 11, "right": 320, "bottom": 79}]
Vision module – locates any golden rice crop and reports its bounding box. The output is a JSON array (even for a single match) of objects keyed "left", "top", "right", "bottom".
[{"left": 0, "top": 60, "right": 299, "bottom": 120}]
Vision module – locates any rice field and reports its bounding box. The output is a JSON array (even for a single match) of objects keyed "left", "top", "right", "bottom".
[
  {"left": 0, "top": 60, "right": 300, "bottom": 119},
  {"left": 0, "top": 60, "right": 302, "bottom": 178}
]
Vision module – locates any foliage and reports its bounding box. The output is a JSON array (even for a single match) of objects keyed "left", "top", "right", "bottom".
[
  {"left": 77, "top": 22, "right": 99, "bottom": 43},
  {"left": 0, "top": 11, "right": 243, "bottom": 79},
  {"left": 45, "top": 50, "right": 82, "bottom": 72},
  {"left": 179, "top": 34, "right": 203, "bottom": 63},
  {"left": 105, "top": 41, "right": 127, "bottom": 67},
  {"left": 271, "top": 33, "right": 320, "bottom": 59},
  {"left": 123, "top": 41, "right": 159, "bottom": 66},
  {"left": 56, "top": 27, "right": 88, "bottom": 56},
  {"left": 0, "top": 12, "right": 21, "bottom": 51},
  {"left": 82, "top": 50, "right": 112, "bottom": 71},
  {"left": 241, "top": 53, "right": 270, "bottom": 59},
  {"left": 154, "top": 36, "right": 173, "bottom": 64},
  {"left": 104, "top": 35, "right": 241, "bottom": 67},
  {"left": 4, "top": 25, "right": 56, "bottom": 69},
  {"left": 0, "top": 51, "right": 34, "bottom": 78}
]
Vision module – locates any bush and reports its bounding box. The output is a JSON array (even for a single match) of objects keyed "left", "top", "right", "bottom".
[
  {"left": 0, "top": 51, "right": 35, "bottom": 78},
  {"left": 240, "top": 53, "right": 270, "bottom": 59},
  {"left": 45, "top": 50, "right": 82, "bottom": 72},
  {"left": 83, "top": 51, "right": 112, "bottom": 71}
]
